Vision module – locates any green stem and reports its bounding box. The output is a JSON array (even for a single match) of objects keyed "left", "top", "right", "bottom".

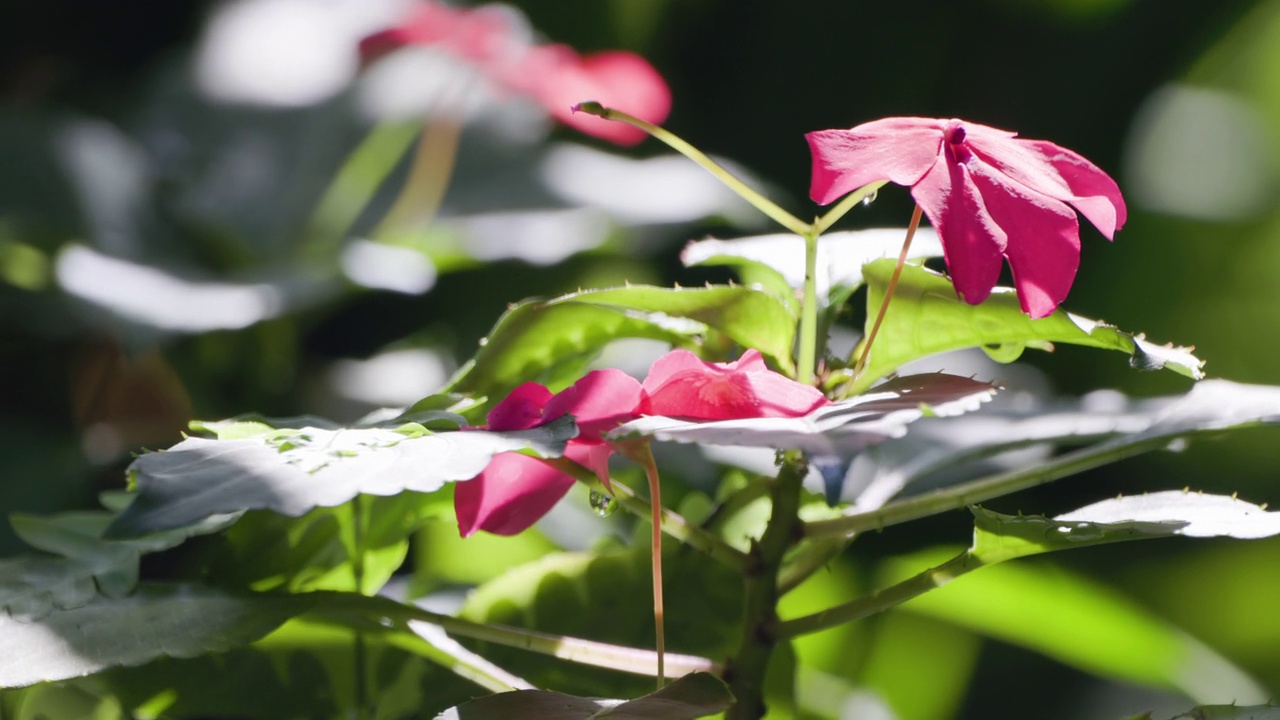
[
  {"left": 771, "top": 550, "right": 982, "bottom": 639},
  {"left": 386, "top": 623, "right": 534, "bottom": 693},
  {"left": 798, "top": 227, "right": 819, "bottom": 385},
  {"left": 304, "top": 121, "right": 421, "bottom": 261},
  {"left": 723, "top": 451, "right": 809, "bottom": 720},
  {"left": 351, "top": 495, "right": 369, "bottom": 718},
  {"left": 801, "top": 431, "right": 1189, "bottom": 540},
  {"left": 776, "top": 536, "right": 851, "bottom": 596},
  {"left": 573, "top": 103, "right": 809, "bottom": 236},
  {"left": 811, "top": 180, "right": 889, "bottom": 235},
  {"left": 546, "top": 458, "right": 752, "bottom": 573},
  {"left": 316, "top": 592, "right": 720, "bottom": 679}
]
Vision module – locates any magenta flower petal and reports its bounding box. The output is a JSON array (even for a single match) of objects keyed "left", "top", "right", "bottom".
[
  {"left": 806, "top": 118, "right": 949, "bottom": 205},
  {"left": 644, "top": 349, "right": 828, "bottom": 420},
  {"left": 806, "top": 116, "right": 1126, "bottom": 316},
  {"left": 486, "top": 382, "right": 553, "bottom": 431},
  {"left": 542, "top": 369, "right": 649, "bottom": 440},
  {"left": 968, "top": 163, "right": 1082, "bottom": 318},
  {"left": 911, "top": 154, "right": 1005, "bottom": 307},
  {"left": 566, "top": 440, "right": 615, "bottom": 491},
  {"left": 455, "top": 453, "right": 575, "bottom": 537}
]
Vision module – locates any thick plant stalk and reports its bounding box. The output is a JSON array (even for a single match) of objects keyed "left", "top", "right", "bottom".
[{"left": 723, "top": 451, "right": 809, "bottom": 719}]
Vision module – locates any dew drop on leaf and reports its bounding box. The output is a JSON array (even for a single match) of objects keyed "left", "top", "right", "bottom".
[
  {"left": 861, "top": 189, "right": 878, "bottom": 206},
  {"left": 588, "top": 490, "right": 618, "bottom": 517}
]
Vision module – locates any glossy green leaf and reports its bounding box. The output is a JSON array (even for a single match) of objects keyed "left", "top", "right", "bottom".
[
  {"left": 442, "top": 284, "right": 797, "bottom": 404},
  {"left": 573, "top": 285, "right": 797, "bottom": 374},
  {"left": 971, "top": 491, "right": 1280, "bottom": 566},
  {"left": 0, "top": 584, "right": 311, "bottom": 689},
  {"left": 105, "top": 416, "right": 575, "bottom": 539},
  {"left": 851, "top": 261, "right": 1204, "bottom": 393},
  {"left": 433, "top": 672, "right": 733, "bottom": 719}
]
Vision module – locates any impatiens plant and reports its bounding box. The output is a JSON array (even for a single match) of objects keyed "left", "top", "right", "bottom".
[{"left": 7, "top": 12, "right": 1280, "bottom": 720}]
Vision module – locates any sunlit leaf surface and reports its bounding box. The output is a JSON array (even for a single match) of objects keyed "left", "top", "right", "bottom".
[
  {"left": 106, "top": 417, "right": 575, "bottom": 538},
  {"left": 853, "top": 260, "right": 1204, "bottom": 393}
]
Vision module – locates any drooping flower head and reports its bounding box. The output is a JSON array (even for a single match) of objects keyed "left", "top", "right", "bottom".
[
  {"left": 360, "top": 1, "right": 671, "bottom": 145},
  {"left": 455, "top": 370, "right": 648, "bottom": 537},
  {"left": 806, "top": 118, "right": 1127, "bottom": 318},
  {"left": 457, "top": 349, "right": 827, "bottom": 537},
  {"left": 644, "top": 349, "right": 829, "bottom": 420}
]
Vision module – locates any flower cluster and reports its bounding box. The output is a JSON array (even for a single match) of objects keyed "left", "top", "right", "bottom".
[
  {"left": 807, "top": 117, "right": 1127, "bottom": 318},
  {"left": 360, "top": 1, "right": 671, "bottom": 145},
  {"left": 456, "top": 349, "right": 828, "bottom": 536}
]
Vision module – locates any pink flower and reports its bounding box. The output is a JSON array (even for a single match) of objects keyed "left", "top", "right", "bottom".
[
  {"left": 455, "top": 370, "right": 648, "bottom": 537},
  {"left": 806, "top": 118, "right": 1127, "bottom": 318},
  {"left": 457, "top": 350, "right": 828, "bottom": 536},
  {"left": 644, "top": 349, "right": 829, "bottom": 420},
  {"left": 360, "top": 2, "right": 671, "bottom": 146}
]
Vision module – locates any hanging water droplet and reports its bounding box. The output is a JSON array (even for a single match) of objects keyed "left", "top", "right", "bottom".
[
  {"left": 861, "top": 189, "right": 878, "bottom": 206},
  {"left": 588, "top": 490, "right": 618, "bottom": 517}
]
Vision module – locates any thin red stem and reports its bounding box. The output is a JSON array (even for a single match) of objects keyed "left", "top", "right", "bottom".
[
  {"left": 853, "top": 204, "right": 923, "bottom": 378},
  {"left": 642, "top": 455, "right": 666, "bottom": 688}
]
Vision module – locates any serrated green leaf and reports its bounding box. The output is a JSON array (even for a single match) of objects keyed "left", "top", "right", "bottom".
[
  {"left": 851, "top": 260, "right": 1204, "bottom": 393},
  {"left": 571, "top": 285, "right": 797, "bottom": 375},
  {"left": 433, "top": 672, "right": 733, "bottom": 720},
  {"left": 970, "top": 490, "right": 1280, "bottom": 566},
  {"left": 0, "top": 584, "right": 311, "bottom": 689},
  {"left": 105, "top": 417, "right": 576, "bottom": 539},
  {"left": 441, "top": 301, "right": 699, "bottom": 404},
  {"left": 439, "top": 284, "right": 798, "bottom": 406}
]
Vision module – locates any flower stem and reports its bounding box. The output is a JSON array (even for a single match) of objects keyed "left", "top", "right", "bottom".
[
  {"left": 811, "top": 180, "right": 889, "bottom": 235},
  {"left": 848, "top": 204, "right": 922, "bottom": 385},
  {"left": 798, "top": 227, "right": 820, "bottom": 384},
  {"left": 388, "top": 623, "right": 534, "bottom": 693},
  {"left": 573, "top": 102, "right": 810, "bottom": 237},
  {"left": 547, "top": 457, "right": 752, "bottom": 573},
  {"left": 315, "top": 592, "right": 720, "bottom": 678},
  {"left": 723, "top": 450, "right": 809, "bottom": 720},
  {"left": 800, "top": 431, "right": 1189, "bottom": 540},
  {"left": 640, "top": 445, "right": 670, "bottom": 686},
  {"left": 771, "top": 550, "right": 981, "bottom": 638},
  {"left": 373, "top": 117, "right": 463, "bottom": 237}
]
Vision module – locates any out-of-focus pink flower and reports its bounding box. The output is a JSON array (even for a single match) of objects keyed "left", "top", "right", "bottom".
[
  {"left": 359, "top": 2, "right": 670, "bottom": 145},
  {"left": 455, "top": 370, "right": 647, "bottom": 537},
  {"left": 644, "top": 349, "right": 830, "bottom": 420},
  {"left": 806, "top": 118, "right": 1127, "bottom": 318}
]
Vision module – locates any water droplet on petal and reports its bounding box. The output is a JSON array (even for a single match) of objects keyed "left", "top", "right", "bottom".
[
  {"left": 588, "top": 490, "right": 618, "bottom": 517},
  {"left": 861, "top": 190, "right": 878, "bottom": 206}
]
